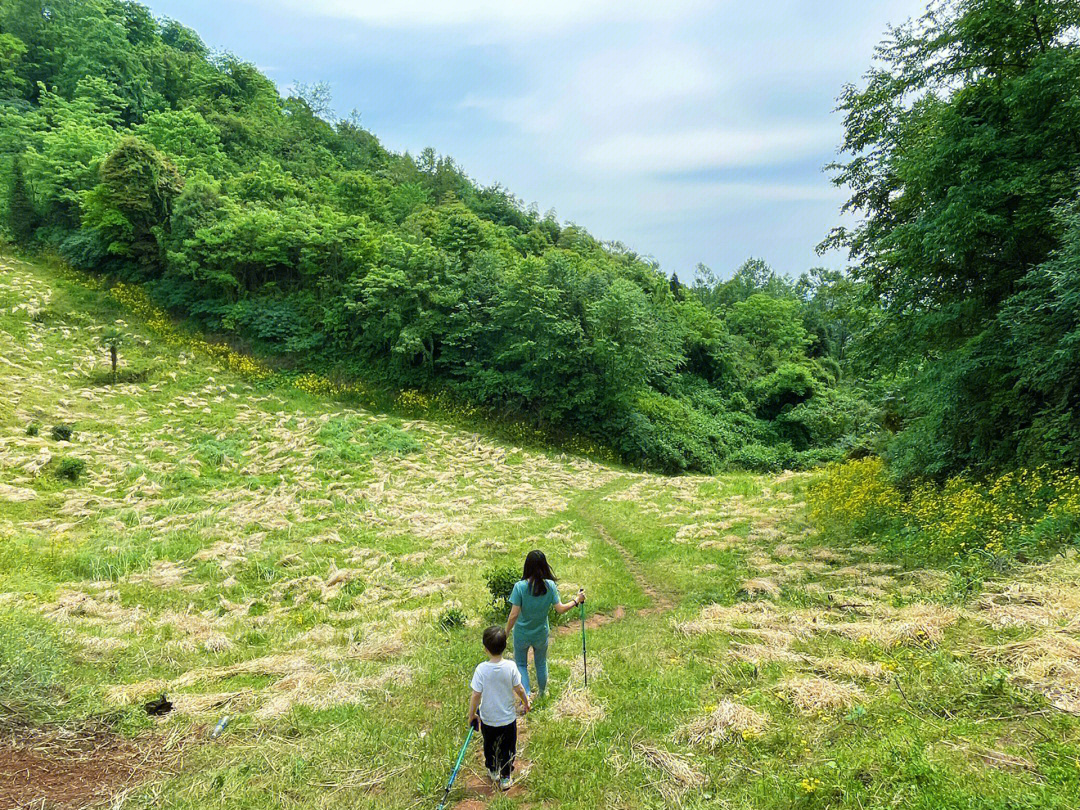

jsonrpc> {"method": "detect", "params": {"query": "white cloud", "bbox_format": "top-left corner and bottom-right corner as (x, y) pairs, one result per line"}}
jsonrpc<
(271, 0), (706, 33)
(581, 125), (840, 174)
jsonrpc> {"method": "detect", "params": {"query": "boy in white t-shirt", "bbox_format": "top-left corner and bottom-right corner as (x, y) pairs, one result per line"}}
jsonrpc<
(467, 626), (530, 790)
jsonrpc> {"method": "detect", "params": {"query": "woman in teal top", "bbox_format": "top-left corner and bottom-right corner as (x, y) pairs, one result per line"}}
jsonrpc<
(505, 550), (586, 697)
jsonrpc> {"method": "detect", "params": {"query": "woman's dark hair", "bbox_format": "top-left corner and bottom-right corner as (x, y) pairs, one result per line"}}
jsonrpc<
(523, 549), (556, 597)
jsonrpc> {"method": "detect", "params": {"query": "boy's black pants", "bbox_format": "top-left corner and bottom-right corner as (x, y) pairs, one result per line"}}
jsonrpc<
(479, 719), (516, 778)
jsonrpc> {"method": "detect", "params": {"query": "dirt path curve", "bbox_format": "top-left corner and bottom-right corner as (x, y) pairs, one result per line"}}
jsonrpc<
(585, 513), (675, 614)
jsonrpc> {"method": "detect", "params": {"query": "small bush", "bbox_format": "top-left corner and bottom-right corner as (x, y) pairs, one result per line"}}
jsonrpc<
(728, 442), (794, 473)
(437, 606), (467, 630)
(483, 563), (520, 617)
(51, 424), (74, 442)
(55, 456), (87, 482)
(26, 421), (41, 437)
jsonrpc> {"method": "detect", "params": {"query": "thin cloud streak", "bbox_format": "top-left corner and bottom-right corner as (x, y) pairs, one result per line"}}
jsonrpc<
(581, 125), (841, 174)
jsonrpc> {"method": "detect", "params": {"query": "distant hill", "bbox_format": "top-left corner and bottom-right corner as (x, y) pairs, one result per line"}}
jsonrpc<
(0, 0), (873, 473)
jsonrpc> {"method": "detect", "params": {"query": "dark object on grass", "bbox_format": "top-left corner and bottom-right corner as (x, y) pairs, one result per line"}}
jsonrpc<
(51, 424), (74, 442)
(26, 421), (41, 437)
(102, 329), (122, 383)
(144, 694), (172, 716)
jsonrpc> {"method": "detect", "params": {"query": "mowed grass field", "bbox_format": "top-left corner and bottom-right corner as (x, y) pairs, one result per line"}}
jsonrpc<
(2, 253), (1079, 810)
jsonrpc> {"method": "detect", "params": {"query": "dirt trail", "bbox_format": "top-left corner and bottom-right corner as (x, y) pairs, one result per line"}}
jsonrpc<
(586, 513), (675, 614)
(0, 730), (157, 810)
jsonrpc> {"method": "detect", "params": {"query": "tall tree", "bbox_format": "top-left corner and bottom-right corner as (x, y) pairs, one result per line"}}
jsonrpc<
(827, 0), (1080, 478)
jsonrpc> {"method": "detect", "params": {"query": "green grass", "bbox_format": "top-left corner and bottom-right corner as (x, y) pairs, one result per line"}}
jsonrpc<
(1, 252), (1079, 809)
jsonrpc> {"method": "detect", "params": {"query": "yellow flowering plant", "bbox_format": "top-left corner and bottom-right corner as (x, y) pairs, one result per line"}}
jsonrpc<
(809, 459), (1080, 564)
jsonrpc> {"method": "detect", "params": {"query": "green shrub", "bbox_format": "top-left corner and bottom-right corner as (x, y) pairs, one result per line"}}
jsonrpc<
(26, 421), (40, 437)
(51, 424), (74, 442)
(483, 564), (520, 617)
(729, 442), (795, 473)
(437, 606), (467, 630)
(55, 456), (86, 481)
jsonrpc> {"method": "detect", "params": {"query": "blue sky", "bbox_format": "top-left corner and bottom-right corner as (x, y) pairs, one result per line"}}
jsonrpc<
(143, 0), (928, 280)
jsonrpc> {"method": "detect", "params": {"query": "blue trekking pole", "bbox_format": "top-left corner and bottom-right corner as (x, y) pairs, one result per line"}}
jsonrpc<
(436, 723), (475, 810)
(579, 589), (588, 688)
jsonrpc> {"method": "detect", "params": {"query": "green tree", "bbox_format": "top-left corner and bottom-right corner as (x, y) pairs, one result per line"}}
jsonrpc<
(83, 137), (183, 272)
(827, 0), (1080, 478)
(8, 155), (37, 243)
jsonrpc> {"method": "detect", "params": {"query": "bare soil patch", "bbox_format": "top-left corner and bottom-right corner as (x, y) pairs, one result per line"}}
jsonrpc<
(0, 728), (155, 810)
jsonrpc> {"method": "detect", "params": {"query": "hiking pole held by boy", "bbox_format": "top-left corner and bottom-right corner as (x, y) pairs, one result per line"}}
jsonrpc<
(436, 721), (475, 810)
(578, 588), (588, 687)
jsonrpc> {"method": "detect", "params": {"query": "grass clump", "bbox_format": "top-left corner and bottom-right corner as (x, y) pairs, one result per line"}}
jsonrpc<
(51, 423), (74, 442)
(437, 606), (466, 630)
(316, 417), (420, 466)
(55, 456), (87, 482)
(26, 420), (40, 436)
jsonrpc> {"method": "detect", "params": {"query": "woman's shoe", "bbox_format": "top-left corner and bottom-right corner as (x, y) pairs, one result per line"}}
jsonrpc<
(499, 776), (512, 791)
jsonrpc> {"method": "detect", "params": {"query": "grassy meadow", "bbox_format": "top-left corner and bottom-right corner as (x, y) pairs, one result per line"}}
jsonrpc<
(2, 252), (1079, 809)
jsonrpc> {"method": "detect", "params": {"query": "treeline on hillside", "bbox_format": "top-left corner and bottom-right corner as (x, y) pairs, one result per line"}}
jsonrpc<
(826, 0), (1080, 480)
(0, 0), (877, 474)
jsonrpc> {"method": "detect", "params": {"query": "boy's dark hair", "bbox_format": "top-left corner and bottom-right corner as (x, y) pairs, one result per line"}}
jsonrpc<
(482, 625), (507, 655)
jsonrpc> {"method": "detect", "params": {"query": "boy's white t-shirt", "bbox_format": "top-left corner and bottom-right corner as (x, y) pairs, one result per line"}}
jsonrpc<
(470, 658), (521, 726)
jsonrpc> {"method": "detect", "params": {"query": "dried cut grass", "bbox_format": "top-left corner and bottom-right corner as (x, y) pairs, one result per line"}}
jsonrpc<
(169, 690), (253, 715)
(551, 685), (605, 725)
(974, 632), (1080, 713)
(778, 676), (863, 714)
(825, 604), (957, 648)
(677, 700), (770, 748)
(727, 641), (804, 665)
(632, 741), (706, 804)
(128, 560), (190, 589)
(347, 632), (405, 661)
(977, 581), (1080, 630)
(740, 578), (781, 599)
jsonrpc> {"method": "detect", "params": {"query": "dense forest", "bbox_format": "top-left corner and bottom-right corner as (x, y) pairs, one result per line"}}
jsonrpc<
(1, 0), (1077, 478)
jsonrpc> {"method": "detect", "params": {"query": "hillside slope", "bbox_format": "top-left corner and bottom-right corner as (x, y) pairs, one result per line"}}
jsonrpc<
(0, 0), (873, 475)
(2, 253), (1079, 809)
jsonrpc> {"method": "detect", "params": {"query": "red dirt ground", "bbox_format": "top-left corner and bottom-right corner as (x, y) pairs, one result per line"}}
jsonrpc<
(0, 729), (154, 810)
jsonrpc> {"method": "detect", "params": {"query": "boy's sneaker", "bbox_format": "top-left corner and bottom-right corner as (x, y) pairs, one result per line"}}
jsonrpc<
(487, 769), (499, 783)
(499, 776), (512, 791)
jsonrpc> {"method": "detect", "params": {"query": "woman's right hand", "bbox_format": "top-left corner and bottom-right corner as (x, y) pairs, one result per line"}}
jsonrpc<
(577, 588), (586, 605)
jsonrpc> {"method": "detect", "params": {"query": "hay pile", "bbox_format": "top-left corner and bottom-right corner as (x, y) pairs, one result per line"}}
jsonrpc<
(974, 632), (1080, 713)
(677, 700), (769, 747)
(825, 603), (958, 647)
(778, 676), (863, 714)
(551, 685), (605, 725)
(740, 578), (781, 599)
(977, 581), (1080, 630)
(632, 741), (706, 804)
